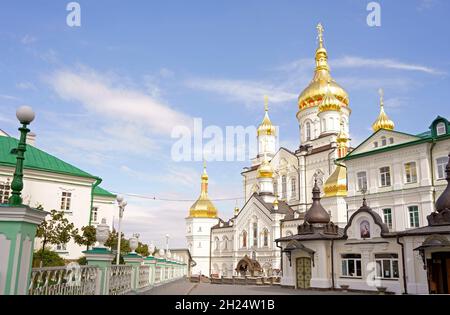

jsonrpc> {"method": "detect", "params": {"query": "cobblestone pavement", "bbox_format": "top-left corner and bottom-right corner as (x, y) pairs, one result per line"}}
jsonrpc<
(143, 278), (371, 295)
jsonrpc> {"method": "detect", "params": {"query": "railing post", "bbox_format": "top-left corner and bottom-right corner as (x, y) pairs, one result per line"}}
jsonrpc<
(84, 248), (114, 295)
(0, 205), (47, 295)
(123, 252), (143, 293)
(143, 255), (156, 286)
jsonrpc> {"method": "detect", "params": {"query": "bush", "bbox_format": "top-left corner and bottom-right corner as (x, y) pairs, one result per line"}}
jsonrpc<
(77, 256), (87, 265)
(32, 249), (65, 267)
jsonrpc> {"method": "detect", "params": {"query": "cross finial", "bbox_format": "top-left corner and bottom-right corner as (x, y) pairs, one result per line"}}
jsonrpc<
(264, 95), (269, 112)
(317, 23), (324, 48)
(378, 88), (384, 108)
(203, 159), (207, 170)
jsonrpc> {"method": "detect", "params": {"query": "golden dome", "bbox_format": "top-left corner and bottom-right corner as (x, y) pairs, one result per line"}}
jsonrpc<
(257, 154), (274, 179)
(188, 162), (218, 218)
(324, 165), (347, 197)
(372, 89), (395, 133)
(318, 80), (343, 113)
(298, 23), (349, 113)
(257, 96), (276, 136)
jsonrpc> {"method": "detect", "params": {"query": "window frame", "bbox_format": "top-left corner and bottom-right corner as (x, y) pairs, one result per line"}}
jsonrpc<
(408, 205), (420, 228)
(341, 254), (362, 278)
(404, 162), (418, 184)
(0, 179), (11, 204)
(379, 166), (391, 187)
(375, 253), (399, 280)
(436, 157), (448, 180)
(290, 177), (296, 198)
(60, 191), (72, 211)
(436, 122), (446, 136)
(357, 171), (368, 191)
(382, 208), (393, 229)
(281, 175), (287, 200)
(305, 122), (311, 141)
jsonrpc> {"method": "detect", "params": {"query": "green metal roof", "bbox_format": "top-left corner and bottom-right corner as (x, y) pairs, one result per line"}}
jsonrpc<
(93, 186), (116, 198)
(0, 136), (98, 179)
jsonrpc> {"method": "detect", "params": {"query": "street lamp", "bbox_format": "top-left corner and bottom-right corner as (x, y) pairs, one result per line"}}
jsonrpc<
(165, 234), (170, 253)
(115, 195), (127, 265)
(9, 106), (35, 206)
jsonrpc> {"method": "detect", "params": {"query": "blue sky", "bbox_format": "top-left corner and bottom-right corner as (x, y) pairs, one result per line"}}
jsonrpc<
(0, 0), (449, 248)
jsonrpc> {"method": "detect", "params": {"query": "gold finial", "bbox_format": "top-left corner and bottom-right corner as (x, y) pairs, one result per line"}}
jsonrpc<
(203, 159), (207, 171)
(264, 95), (269, 112)
(317, 23), (324, 48)
(372, 88), (395, 133)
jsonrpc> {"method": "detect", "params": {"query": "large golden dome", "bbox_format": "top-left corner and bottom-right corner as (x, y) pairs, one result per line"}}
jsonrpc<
(298, 23), (349, 112)
(188, 163), (218, 218)
(372, 89), (395, 133)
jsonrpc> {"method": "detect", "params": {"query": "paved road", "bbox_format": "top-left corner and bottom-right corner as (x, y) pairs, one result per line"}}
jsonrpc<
(143, 278), (370, 295)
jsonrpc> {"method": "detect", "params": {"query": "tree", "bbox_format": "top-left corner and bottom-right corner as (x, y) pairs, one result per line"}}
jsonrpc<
(105, 228), (130, 252)
(32, 249), (65, 267)
(136, 242), (149, 257)
(35, 209), (75, 256)
(72, 225), (96, 248)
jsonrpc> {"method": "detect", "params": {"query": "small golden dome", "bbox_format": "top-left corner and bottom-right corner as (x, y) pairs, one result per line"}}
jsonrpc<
(298, 23), (349, 113)
(257, 96), (276, 136)
(319, 81), (342, 113)
(257, 154), (274, 179)
(189, 162), (218, 218)
(372, 89), (395, 133)
(324, 165), (347, 197)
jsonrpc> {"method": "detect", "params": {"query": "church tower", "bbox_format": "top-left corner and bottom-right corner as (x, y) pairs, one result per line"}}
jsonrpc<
(257, 96), (277, 161)
(296, 23), (350, 147)
(185, 162), (219, 276)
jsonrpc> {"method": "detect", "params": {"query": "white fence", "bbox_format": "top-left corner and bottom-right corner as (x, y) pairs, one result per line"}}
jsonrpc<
(28, 260), (188, 295)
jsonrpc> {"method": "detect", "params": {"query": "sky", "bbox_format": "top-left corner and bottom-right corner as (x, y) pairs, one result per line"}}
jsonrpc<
(0, 0), (449, 249)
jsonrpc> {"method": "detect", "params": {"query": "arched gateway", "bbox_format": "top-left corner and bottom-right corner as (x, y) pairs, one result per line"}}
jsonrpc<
(235, 255), (262, 276)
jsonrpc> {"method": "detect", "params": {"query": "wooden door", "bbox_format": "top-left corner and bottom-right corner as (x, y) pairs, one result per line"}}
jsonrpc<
(296, 257), (311, 289)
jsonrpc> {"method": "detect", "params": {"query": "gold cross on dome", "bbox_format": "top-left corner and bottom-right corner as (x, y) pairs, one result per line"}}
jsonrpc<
(316, 23), (324, 47)
(378, 88), (384, 107)
(264, 95), (269, 112)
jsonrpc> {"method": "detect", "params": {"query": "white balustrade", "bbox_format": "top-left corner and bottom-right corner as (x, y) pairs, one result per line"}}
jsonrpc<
(28, 265), (98, 295)
(138, 265), (150, 289)
(108, 265), (133, 295)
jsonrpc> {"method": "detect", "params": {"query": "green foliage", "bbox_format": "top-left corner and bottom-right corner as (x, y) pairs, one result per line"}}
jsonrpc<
(105, 228), (130, 253)
(73, 225), (96, 247)
(136, 242), (149, 257)
(77, 256), (87, 265)
(32, 249), (65, 267)
(36, 209), (75, 251)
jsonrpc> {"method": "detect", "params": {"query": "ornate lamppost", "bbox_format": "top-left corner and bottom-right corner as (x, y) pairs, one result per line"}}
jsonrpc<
(115, 195), (127, 265)
(8, 106), (35, 206)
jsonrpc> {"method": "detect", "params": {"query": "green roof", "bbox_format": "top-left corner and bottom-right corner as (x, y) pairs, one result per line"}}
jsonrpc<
(0, 136), (98, 179)
(93, 186), (116, 198)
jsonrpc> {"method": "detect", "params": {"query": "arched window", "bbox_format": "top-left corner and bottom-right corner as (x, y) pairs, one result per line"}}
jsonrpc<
(281, 175), (287, 200)
(263, 229), (269, 247)
(273, 179), (278, 197)
(242, 231), (247, 248)
(381, 136), (387, 146)
(306, 122), (311, 141)
(322, 119), (327, 132)
(253, 223), (258, 247)
(329, 117), (334, 131)
(214, 237), (220, 251)
(223, 236), (228, 250)
(291, 177), (296, 198)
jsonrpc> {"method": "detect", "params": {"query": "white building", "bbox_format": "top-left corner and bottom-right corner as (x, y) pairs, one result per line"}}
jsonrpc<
(277, 163), (450, 294)
(0, 131), (116, 260)
(341, 99), (450, 232)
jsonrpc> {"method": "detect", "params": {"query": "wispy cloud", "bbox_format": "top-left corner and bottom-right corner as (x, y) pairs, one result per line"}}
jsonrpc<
(185, 78), (297, 107)
(0, 94), (20, 101)
(332, 56), (444, 75)
(21, 34), (37, 45)
(47, 65), (191, 136)
(282, 56), (444, 75)
(16, 81), (37, 91)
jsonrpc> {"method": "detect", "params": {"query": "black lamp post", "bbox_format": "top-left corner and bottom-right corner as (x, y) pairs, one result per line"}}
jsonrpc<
(8, 106), (35, 206)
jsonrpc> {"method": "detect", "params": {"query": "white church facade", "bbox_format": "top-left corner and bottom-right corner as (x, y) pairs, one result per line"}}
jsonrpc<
(185, 24), (450, 293)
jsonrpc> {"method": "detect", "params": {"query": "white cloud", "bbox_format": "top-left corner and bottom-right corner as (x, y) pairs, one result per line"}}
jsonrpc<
(332, 56), (444, 75)
(21, 34), (37, 45)
(16, 82), (37, 91)
(0, 94), (20, 101)
(47, 65), (192, 136)
(185, 78), (297, 107)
